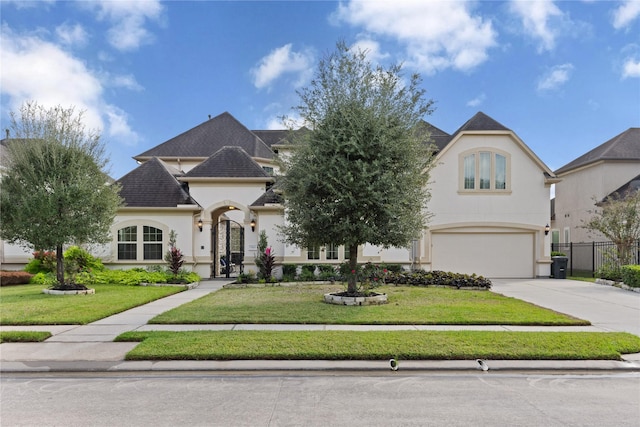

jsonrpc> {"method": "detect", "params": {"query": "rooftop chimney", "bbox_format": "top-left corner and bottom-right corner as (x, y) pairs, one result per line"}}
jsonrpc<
(5, 129), (9, 139)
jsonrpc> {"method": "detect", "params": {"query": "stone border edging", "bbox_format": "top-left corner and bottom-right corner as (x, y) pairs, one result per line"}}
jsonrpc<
(43, 288), (95, 295)
(595, 278), (640, 293)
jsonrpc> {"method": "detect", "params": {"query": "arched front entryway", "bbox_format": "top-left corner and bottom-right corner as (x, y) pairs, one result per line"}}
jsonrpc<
(212, 218), (245, 278)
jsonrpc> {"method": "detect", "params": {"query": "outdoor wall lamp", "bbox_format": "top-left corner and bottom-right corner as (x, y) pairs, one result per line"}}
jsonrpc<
(250, 219), (256, 232)
(197, 218), (203, 232)
(544, 224), (550, 235)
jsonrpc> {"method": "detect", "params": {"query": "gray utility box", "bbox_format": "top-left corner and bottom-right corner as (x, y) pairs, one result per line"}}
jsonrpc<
(551, 256), (568, 279)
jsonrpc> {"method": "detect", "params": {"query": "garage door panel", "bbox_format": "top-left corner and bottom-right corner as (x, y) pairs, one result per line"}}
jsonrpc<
(432, 233), (533, 278)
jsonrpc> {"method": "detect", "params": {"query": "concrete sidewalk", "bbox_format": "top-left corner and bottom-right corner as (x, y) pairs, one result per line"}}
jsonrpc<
(2, 278), (640, 372)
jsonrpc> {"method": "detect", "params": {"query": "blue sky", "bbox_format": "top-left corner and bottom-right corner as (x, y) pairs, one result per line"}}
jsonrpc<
(1, 0), (639, 180)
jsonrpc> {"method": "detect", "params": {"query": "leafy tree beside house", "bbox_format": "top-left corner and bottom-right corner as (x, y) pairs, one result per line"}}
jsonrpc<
(279, 42), (436, 295)
(0, 102), (122, 290)
(583, 190), (640, 276)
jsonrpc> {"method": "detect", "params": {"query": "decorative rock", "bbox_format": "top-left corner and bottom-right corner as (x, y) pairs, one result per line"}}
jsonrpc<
(323, 292), (388, 306)
(43, 288), (95, 295)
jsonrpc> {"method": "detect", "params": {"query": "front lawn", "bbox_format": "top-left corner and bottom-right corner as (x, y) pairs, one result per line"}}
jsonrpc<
(0, 284), (185, 325)
(150, 284), (589, 326)
(117, 330), (640, 361)
(0, 331), (51, 343)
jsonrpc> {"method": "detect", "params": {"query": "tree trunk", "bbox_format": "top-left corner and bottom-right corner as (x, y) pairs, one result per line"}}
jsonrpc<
(56, 244), (64, 286)
(348, 243), (358, 294)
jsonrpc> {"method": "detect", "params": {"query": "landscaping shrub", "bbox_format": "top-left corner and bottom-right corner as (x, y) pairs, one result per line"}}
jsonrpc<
(70, 269), (200, 286)
(551, 251), (566, 257)
(0, 271), (33, 286)
(237, 271), (256, 284)
(316, 265), (336, 281)
(29, 272), (57, 287)
(64, 246), (105, 273)
(298, 269), (316, 282)
(282, 264), (297, 281)
(386, 270), (492, 289)
(24, 250), (56, 274)
(597, 263), (623, 282)
(621, 265), (640, 288)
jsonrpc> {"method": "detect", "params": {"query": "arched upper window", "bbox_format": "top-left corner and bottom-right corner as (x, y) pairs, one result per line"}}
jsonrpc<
(117, 225), (163, 261)
(460, 149), (510, 193)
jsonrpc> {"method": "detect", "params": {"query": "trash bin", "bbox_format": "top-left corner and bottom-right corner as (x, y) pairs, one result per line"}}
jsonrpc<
(551, 256), (568, 279)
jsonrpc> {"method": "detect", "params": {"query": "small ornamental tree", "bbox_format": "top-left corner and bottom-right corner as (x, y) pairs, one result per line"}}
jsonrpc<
(254, 231), (275, 280)
(164, 230), (184, 277)
(279, 42), (436, 295)
(0, 102), (122, 290)
(583, 190), (640, 267)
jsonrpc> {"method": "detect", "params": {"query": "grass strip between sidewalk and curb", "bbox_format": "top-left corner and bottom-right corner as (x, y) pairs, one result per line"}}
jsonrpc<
(0, 284), (185, 325)
(116, 330), (640, 361)
(150, 285), (589, 326)
(0, 331), (52, 343)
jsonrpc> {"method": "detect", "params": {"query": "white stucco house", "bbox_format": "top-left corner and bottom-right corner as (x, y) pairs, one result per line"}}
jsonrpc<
(551, 128), (640, 244)
(1, 111), (558, 278)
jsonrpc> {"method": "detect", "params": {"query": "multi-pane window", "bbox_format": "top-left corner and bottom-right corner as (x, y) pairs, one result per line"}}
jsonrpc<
(143, 226), (163, 260)
(462, 150), (509, 191)
(326, 243), (339, 260)
(117, 226), (137, 260)
(307, 245), (320, 260)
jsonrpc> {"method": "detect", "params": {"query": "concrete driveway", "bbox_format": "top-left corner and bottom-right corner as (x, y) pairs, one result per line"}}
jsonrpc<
(490, 278), (640, 337)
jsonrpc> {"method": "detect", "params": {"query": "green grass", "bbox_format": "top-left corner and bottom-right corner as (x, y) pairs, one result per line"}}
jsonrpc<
(150, 284), (589, 326)
(0, 331), (52, 343)
(0, 284), (185, 325)
(568, 276), (596, 283)
(116, 330), (640, 361)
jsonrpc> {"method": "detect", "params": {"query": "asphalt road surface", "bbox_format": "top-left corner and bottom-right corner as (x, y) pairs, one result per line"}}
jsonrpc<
(2, 371), (639, 426)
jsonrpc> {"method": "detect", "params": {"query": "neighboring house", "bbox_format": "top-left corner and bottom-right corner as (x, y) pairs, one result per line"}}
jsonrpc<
(1, 111), (558, 278)
(551, 128), (640, 244)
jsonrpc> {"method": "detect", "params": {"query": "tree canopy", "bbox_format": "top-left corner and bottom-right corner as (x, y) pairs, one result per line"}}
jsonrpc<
(279, 42), (436, 293)
(0, 101), (122, 288)
(583, 190), (640, 266)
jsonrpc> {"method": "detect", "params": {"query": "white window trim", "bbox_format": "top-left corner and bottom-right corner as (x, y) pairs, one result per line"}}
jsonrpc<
(113, 221), (168, 262)
(458, 148), (512, 194)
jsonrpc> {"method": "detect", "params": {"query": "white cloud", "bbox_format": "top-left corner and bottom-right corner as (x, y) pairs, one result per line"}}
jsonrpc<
(251, 44), (314, 89)
(104, 105), (139, 145)
(622, 58), (640, 78)
(110, 74), (144, 91)
(55, 22), (88, 47)
(466, 93), (486, 107)
(351, 38), (389, 63)
(509, 0), (564, 52)
(612, 0), (640, 30)
(334, 0), (496, 74)
(537, 63), (574, 92)
(86, 0), (164, 51)
(0, 25), (141, 144)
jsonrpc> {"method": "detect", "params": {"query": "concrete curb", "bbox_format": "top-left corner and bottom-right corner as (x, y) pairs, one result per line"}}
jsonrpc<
(2, 358), (640, 374)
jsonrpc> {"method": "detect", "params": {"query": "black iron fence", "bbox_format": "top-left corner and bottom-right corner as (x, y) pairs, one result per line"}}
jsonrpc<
(551, 240), (640, 277)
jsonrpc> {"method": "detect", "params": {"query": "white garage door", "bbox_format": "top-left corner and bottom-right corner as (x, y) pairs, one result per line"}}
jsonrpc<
(431, 233), (534, 278)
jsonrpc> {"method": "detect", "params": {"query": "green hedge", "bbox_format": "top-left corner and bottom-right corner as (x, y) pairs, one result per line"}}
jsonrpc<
(30, 269), (200, 286)
(386, 270), (492, 289)
(621, 265), (640, 288)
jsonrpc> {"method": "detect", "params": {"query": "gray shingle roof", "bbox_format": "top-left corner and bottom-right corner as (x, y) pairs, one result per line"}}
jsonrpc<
(600, 174), (640, 204)
(251, 188), (283, 207)
(451, 111), (511, 135)
(416, 121), (451, 151)
(555, 128), (640, 175)
(184, 146), (271, 178)
(116, 157), (197, 207)
(134, 112), (274, 160)
(251, 130), (288, 147)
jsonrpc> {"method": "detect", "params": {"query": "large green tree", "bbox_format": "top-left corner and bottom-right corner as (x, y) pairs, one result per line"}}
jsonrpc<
(0, 101), (122, 289)
(279, 42), (436, 294)
(584, 190), (640, 266)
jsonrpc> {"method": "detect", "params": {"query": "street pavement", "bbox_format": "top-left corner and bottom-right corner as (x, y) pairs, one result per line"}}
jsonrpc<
(1, 278), (640, 372)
